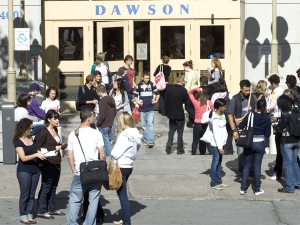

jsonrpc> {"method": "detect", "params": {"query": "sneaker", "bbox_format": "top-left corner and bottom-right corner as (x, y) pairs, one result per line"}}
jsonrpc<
(240, 190), (246, 195)
(278, 187), (294, 193)
(254, 190), (264, 195)
(165, 145), (171, 154)
(211, 185), (223, 190)
(265, 147), (270, 154)
(220, 183), (229, 187)
(147, 143), (154, 148)
(270, 175), (277, 181)
(177, 150), (185, 154)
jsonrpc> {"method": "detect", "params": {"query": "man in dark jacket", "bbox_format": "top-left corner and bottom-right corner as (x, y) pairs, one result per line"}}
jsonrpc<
(78, 74), (100, 111)
(165, 76), (188, 154)
(96, 85), (116, 157)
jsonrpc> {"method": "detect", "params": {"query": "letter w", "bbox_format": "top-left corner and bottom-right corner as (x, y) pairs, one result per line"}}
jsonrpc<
(126, 5), (140, 15)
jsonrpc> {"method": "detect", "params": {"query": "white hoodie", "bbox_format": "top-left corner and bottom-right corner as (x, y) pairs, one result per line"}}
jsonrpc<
(210, 113), (228, 149)
(111, 128), (142, 168)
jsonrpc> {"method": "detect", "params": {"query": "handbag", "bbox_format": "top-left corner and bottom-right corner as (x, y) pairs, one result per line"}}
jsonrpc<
(236, 112), (254, 148)
(75, 129), (108, 186)
(103, 157), (123, 190)
(155, 64), (166, 91)
(201, 101), (212, 124)
(133, 96), (140, 121)
(200, 123), (213, 143)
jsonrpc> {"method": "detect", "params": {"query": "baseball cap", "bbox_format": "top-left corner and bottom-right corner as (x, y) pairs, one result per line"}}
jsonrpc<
(29, 83), (40, 91)
(117, 67), (127, 76)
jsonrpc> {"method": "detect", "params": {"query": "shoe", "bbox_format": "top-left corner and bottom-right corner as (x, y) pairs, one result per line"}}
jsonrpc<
(177, 150), (185, 154)
(28, 219), (37, 224)
(265, 147), (270, 154)
(186, 121), (194, 128)
(49, 211), (65, 216)
(254, 190), (265, 195)
(240, 190), (246, 195)
(211, 185), (223, 190)
(165, 145), (171, 154)
(113, 220), (123, 225)
(278, 188), (294, 193)
(20, 221), (31, 224)
(270, 175), (277, 180)
(147, 143), (154, 148)
(219, 183), (229, 187)
(37, 214), (54, 219)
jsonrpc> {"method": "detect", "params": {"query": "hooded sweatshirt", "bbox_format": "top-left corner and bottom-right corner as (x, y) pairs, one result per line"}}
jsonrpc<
(111, 128), (142, 168)
(238, 112), (271, 138)
(97, 95), (116, 128)
(210, 113), (228, 149)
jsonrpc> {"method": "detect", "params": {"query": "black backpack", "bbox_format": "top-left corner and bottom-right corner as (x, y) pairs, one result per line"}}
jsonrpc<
(288, 106), (300, 137)
(75, 85), (85, 111)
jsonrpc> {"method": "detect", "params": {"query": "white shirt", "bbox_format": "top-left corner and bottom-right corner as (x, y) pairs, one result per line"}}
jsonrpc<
(95, 63), (108, 84)
(266, 85), (283, 114)
(41, 99), (60, 113)
(68, 127), (104, 175)
(14, 107), (39, 122)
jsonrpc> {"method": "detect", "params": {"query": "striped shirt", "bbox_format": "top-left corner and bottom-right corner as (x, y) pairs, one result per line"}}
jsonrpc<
(134, 81), (160, 112)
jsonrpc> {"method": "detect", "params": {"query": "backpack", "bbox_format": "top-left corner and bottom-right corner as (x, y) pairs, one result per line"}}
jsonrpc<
(288, 106), (300, 137)
(155, 65), (166, 91)
(75, 85), (85, 111)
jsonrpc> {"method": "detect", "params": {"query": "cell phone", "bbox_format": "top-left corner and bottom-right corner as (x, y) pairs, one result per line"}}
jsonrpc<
(61, 143), (68, 149)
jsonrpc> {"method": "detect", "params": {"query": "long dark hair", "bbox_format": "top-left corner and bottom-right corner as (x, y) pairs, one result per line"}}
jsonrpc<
(45, 110), (59, 132)
(112, 78), (126, 103)
(13, 118), (32, 142)
(17, 94), (31, 108)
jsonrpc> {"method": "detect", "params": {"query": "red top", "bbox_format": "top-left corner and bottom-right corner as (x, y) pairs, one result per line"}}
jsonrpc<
(126, 68), (135, 91)
(188, 87), (214, 123)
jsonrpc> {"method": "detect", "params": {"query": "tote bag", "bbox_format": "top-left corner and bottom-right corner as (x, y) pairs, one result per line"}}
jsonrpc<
(236, 112), (254, 148)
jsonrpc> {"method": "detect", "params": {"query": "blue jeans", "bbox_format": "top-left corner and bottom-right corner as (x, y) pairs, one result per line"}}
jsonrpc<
(241, 141), (265, 192)
(140, 111), (155, 144)
(99, 127), (112, 157)
(67, 175), (101, 225)
(37, 161), (61, 215)
(280, 142), (300, 192)
(30, 123), (46, 136)
(17, 171), (40, 221)
(209, 144), (223, 187)
(236, 146), (245, 176)
(117, 168), (133, 225)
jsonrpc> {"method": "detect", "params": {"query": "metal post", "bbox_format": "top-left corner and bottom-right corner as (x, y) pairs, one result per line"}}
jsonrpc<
(19, 0), (28, 79)
(7, 0), (16, 104)
(270, 0), (279, 75)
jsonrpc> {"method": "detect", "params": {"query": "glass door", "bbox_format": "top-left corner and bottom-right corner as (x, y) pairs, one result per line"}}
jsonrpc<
(193, 20), (231, 89)
(96, 21), (133, 72)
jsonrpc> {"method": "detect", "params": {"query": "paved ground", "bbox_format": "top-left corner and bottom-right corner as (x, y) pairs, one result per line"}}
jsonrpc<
(1, 111), (300, 225)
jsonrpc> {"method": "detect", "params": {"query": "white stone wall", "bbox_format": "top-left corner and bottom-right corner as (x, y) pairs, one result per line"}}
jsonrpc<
(0, 0), (42, 83)
(244, 0), (300, 84)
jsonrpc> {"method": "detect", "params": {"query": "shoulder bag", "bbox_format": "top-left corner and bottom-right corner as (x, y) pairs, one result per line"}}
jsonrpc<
(103, 157), (123, 190)
(236, 112), (254, 148)
(75, 129), (108, 186)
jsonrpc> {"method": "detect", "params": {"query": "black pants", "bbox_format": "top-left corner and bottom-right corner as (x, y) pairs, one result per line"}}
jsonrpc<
(224, 123), (234, 155)
(166, 118), (185, 151)
(273, 132), (283, 177)
(192, 123), (207, 155)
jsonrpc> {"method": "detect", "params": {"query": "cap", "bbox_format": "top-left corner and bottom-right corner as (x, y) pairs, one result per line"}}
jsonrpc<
(117, 67), (127, 76)
(29, 83), (40, 91)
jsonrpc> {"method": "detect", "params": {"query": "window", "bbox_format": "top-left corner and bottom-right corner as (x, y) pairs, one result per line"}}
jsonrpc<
(59, 27), (83, 61)
(160, 26), (185, 59)
(200, 26), (224, 59)
(102, 27), (124, 61)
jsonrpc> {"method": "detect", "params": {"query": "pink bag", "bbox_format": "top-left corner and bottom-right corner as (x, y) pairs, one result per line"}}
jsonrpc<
(155, 65), (166, 91)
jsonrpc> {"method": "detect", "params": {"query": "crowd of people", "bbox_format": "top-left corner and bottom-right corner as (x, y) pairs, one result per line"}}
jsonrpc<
(12, 54), (300, 225)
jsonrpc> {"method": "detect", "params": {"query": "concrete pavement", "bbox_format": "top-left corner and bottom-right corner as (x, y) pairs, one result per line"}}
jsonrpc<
(1, 111), (300, 224)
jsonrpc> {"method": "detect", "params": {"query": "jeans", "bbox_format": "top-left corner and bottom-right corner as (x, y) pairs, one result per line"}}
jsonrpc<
(30, 123), (46, 136)
(280, 142), (300, 192)
(236, 146), (245, 176)
(37, 161), (61, 215)
(209, 144), (223, 187)
(166, 119), (185, 152)
(191, 123), (207, 155)
(140, 111), (155, 144)
(241, 141), (265, 192)
(17, 171), (40, 221)
(67, 175), (101, 225)
(117, 168), (133, 225)
(99, 127), (112, 157)
(273, 132), (283, 177)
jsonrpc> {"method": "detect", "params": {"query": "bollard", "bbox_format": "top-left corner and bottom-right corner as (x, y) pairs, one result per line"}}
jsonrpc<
(2, 102), (16, 164)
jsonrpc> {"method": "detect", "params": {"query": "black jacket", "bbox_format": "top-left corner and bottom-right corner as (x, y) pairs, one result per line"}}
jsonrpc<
(165, 84), (188, 120)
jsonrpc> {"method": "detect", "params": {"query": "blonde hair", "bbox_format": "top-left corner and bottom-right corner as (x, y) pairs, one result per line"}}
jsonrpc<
(118, 112), (135, 133)
(253, 80), (267, 94)
(211, 58), (222, 71)
(176, 75), (184, 84)
(283, 89), (295, 100)
(95, 52), (105, 66)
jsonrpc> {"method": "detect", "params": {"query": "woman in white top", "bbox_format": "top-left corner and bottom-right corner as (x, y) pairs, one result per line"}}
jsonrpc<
(15, 94), (45, 136)
(41, 86), (63, 116)
(111, 112), (142, 225)
(183, 60), (198, 91)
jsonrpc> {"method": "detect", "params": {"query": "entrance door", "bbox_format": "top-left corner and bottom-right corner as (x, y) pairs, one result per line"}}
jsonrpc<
(96, 21), (133, 72)
(193, 20), (231, 89)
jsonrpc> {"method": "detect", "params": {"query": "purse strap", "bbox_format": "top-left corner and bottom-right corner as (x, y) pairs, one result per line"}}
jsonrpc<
(160, 64), (163, 73)
(74, 128), (87, 163)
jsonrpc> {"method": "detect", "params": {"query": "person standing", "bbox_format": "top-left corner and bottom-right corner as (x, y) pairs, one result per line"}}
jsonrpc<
(239, 100), (271, 195)
(27, 83), (45, 121)
(111, 112), (142, 225)
(90, 52), (110, 90)
(183, 60), (198, 91)
(134, 72), (160, 148)
(153, 56), (171, 116)
(165, 76), (189, 154)
(66, 109), (106, 225)
(14, 118), (45, 224)
(227, 79), (257, 178)
(207, 58), (223, 85)
(41, 86), (64, 116)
